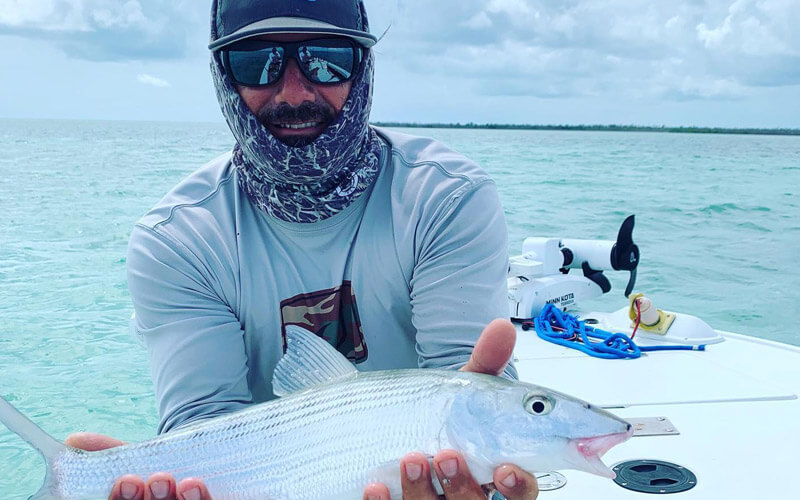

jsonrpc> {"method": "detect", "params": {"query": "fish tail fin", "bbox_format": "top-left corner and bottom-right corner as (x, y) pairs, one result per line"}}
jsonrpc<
(1, 396), (65, 499)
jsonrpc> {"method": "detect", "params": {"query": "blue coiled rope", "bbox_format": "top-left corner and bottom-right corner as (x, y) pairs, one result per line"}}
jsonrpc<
(528, 304), (706, 359)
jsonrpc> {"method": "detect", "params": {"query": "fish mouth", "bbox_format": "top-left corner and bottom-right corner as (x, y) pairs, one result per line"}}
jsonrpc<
(570, 428), (634, 478)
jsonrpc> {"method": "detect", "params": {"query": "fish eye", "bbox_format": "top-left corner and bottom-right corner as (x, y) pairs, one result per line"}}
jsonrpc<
(524, 394), (553, 415)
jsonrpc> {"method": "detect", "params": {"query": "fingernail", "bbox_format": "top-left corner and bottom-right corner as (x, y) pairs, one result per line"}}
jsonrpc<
(120, 481), (138, 500)
(440, 458), (458, 478)
(368, 495), (381, 500)
(181, 487), (201, 500)
(406, 462), (422, 481)
(501, 471), (517, 488)
(150, 480), (169, 499)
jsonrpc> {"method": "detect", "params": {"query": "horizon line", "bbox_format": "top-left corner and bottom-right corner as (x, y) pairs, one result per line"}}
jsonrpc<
(2, 117), (799, 135)
(372, 122), (800, 136)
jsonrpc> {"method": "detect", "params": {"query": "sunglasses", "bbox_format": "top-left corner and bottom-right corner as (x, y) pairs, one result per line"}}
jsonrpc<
(222, 37), (363, 87)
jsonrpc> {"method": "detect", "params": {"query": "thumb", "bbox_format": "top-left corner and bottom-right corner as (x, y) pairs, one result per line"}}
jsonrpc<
(65, 432), (126, 451)
(460, 319), (516, 376)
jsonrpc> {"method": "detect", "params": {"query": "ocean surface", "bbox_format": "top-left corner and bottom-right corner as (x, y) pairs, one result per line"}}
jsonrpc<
(1, 119), (798, 497)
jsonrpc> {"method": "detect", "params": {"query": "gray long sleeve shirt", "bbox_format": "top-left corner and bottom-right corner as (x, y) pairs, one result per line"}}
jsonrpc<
(127, 128), (513, 433)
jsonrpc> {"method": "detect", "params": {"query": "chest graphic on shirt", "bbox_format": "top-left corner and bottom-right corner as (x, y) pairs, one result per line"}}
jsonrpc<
(279, 281), (368, 363)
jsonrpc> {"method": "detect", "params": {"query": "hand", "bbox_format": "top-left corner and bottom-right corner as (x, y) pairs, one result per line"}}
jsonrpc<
(363, 449), (539, 500)
(65, 433), (213, 500)
(361, 319), (539, 499)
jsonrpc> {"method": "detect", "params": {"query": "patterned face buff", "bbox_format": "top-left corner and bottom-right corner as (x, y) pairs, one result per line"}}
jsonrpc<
(210, 0), (383, 223)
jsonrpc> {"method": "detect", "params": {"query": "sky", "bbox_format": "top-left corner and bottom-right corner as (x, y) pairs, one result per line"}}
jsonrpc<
(1, 0), (799, 128)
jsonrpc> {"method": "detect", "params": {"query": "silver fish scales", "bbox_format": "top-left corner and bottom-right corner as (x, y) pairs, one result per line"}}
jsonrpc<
(1, 326), (632, 499)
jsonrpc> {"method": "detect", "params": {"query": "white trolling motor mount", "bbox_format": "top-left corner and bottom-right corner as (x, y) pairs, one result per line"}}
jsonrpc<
(507, 215), (724, 346)
(508, 215), (639, 320)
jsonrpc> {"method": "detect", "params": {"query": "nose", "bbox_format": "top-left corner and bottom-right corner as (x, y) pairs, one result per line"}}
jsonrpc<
(273, 59), (316, 107)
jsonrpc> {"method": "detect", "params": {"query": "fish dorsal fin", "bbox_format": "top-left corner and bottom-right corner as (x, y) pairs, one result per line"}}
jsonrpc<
(272, 325), (358, 397)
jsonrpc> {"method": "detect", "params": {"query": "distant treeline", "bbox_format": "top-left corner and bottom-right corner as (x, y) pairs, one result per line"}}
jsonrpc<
(372, 122), (800, 136)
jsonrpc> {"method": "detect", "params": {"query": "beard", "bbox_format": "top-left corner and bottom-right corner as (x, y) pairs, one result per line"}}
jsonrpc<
(257, 100), (337, 147)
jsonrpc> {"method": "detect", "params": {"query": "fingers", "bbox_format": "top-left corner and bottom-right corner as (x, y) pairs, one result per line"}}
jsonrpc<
(144, 473), (177, 500)
(432, 450), (486, 499)
(65, 434), (210, 499)
(108, 475), (145, 500)
(400, 452), (438, 499)
(369, 451), (535, 500)
(366, 451), (486, 500)
(460, 319), (516, 376)
(492, 464), (539, 500)
(65, 432), (126, 451)
(107, 474), (211, 500)
(361, 453), (438, 500)
(363, 482), (391, 500)
(177, 477), (213, 500)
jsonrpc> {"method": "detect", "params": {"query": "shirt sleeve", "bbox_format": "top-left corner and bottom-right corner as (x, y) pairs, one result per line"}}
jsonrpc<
(409, 179), (518, 380)
(127, 224), (252, 434)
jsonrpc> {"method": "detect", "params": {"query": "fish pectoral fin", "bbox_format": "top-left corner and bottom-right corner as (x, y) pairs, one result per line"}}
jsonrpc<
(272, 325), (358, 396)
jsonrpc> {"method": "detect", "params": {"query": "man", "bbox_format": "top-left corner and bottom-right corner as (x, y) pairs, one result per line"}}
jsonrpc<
(263, 47), (282, 83)
(67, 1), (539, 499)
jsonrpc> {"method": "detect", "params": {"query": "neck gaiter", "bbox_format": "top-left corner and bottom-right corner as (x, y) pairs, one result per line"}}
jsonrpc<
(210, 1), (382, 223)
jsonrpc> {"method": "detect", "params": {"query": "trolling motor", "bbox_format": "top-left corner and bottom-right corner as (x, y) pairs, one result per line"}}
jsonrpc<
(507, 215), (639, 320)
(508, 216), (723, 347)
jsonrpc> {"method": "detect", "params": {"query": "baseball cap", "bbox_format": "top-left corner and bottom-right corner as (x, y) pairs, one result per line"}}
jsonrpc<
(209, 0), (378, 51)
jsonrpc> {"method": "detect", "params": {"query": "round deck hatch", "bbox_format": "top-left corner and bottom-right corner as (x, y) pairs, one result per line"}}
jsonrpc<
(612, 460), (696, 494)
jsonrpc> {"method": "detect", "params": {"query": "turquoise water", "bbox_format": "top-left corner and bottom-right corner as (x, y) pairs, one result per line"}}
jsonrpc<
(1, 119), (798, 497)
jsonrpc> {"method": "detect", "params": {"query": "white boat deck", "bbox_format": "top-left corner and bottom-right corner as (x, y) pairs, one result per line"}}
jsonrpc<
(513, 325), (800, 498)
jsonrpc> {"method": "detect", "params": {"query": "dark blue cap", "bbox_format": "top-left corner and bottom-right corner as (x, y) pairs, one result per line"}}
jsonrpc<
(209, 0), (377, 51)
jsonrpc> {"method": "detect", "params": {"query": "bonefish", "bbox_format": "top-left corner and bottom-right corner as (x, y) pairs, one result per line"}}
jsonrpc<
(1, 326), (632, 499)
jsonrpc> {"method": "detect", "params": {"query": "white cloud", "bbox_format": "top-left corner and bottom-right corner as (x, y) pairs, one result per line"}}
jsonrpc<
(486, 0), (534, 16)
(91, 1), (148, 30)
(665, 16), (685, 31)
(696, 19), (731, 49)
(696, 0), (799, 56)
(0, 0), (205, 60)
(0, 0), (53, 25)
(0, 0), (88, 31)
(137, 73), (170, 88)
(463, 11), (492, 30)
(1, 0), (798, 126)
(380, 0), (800, 99)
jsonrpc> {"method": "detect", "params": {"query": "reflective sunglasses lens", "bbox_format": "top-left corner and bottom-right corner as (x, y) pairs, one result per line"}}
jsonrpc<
(297, 41), (356, 84)
(228, 47), (285, 86)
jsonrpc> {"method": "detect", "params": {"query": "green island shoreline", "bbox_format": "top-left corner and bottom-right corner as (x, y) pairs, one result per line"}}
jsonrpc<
(372, 122), (800, 136)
